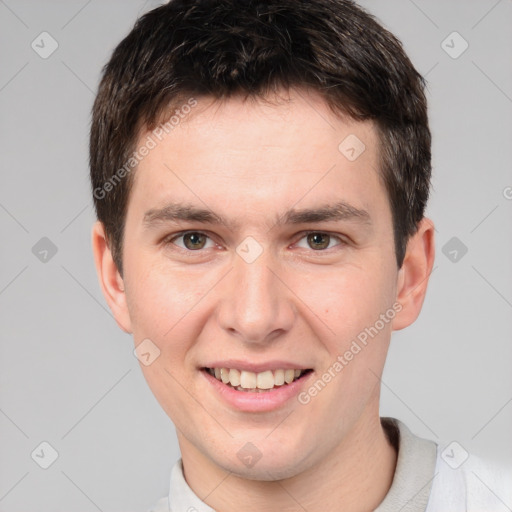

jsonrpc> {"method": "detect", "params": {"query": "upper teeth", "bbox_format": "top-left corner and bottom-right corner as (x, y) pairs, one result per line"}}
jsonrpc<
(209, 367), (305, 390)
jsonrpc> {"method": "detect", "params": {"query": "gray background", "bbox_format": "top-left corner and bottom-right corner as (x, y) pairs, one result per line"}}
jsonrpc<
(1, 0), (511, 510)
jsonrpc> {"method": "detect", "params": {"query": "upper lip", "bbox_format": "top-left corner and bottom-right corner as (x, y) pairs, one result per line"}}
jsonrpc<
(202, 360), (312, 373)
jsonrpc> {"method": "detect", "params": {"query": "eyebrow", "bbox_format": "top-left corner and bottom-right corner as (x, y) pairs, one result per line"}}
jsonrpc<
(143, 201), (372, 230)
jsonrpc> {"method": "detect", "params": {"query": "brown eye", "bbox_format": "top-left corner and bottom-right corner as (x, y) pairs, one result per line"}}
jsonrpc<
(295, 231), (346, 252)
(165, 231), (214, 251)
(307, 233), (331, 250)
(182, 232), (208, 250)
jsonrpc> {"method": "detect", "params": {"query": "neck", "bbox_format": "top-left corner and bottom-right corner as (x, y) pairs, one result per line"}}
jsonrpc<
(178, 402), (397, 512)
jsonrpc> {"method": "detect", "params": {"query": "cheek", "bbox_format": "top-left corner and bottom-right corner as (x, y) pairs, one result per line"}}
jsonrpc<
(325, 268), (396, 390)
(295, 265), (395, 345)
(126, 267), (207, 414)
(124, 258), (207, 339)
(297, 263), (396, 409)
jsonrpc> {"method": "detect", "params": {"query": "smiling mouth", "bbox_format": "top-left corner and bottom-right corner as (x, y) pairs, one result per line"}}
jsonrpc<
(203, 367), (313, 392)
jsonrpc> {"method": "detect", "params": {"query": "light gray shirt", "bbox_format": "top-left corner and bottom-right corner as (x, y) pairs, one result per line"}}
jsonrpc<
(148, 417), (512, 512)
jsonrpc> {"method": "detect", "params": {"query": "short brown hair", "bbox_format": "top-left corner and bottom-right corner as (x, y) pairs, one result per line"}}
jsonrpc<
(90, 0), (431, 274)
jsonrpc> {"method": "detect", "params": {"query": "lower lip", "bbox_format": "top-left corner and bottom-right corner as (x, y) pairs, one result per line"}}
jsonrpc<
(201, 370), (313, 413)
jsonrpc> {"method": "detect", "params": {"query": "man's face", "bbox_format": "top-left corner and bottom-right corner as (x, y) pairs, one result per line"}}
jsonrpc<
(120, 89), (401, 478)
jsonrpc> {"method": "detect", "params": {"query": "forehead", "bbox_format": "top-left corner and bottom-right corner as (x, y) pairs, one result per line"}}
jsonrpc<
(127, 88), (388, 229)
(142, 89), (379, 170)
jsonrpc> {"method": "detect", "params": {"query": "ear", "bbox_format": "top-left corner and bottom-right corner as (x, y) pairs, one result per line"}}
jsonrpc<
(91, 221), (133, 333)
(392, 217), (435, 331)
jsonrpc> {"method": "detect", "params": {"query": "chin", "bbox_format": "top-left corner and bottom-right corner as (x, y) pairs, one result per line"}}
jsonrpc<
(213, 440), (315, 482)
(226, 459), (305, 482)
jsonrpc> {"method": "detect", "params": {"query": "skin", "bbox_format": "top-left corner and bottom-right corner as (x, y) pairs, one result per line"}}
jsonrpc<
(93, 88), (435, 511)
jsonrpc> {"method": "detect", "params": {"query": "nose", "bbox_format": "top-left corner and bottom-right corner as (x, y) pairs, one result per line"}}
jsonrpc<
(216, 249), (296, 346)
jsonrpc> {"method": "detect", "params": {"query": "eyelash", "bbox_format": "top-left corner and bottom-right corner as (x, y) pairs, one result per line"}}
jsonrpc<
(163, 230), (347, 254)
